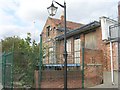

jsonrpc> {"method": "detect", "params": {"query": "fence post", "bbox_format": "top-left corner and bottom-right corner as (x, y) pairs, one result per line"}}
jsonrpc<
(81, 42), (84, 89)
(11, 44), (14, 90)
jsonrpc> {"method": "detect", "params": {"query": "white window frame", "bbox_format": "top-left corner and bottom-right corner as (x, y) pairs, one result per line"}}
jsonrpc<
(67, 39), (71, 53)
(49, 47), (56, 64)
(74, 38), (81, 64)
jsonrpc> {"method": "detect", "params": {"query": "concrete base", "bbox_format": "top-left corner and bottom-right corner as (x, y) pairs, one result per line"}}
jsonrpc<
(0, 83), (3, 90)
(90, 71), (118, 88)
(90, 83), (118, 88)
(103, 71), (118, 85)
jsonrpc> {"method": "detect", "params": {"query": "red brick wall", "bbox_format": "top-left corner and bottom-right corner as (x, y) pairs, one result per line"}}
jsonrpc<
(83, 49), (103, 64)
(95, 27), (118, 71)
(80, 48), (103, 87)
(36, 69), (103, 88)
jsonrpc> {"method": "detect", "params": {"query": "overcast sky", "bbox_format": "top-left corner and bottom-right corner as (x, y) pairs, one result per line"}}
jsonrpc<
(0, 0), (119, 42)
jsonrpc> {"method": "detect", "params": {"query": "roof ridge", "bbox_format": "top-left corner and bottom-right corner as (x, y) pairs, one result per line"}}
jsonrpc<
(48, 17), (83, 25)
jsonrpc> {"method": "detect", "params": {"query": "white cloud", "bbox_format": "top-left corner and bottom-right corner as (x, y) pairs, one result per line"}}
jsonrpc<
(0, 10), (14, 25)
(66, 0), (118, 23)
(15, 0), (52, 22)
(0, 0), (18, 10)
(0, 24), (40, 41)
(0, 0), (119, 43)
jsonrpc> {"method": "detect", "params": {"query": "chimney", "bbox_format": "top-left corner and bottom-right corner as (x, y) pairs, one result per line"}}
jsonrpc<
(60, 11), (64, 21)
(118, 1), (120, 23)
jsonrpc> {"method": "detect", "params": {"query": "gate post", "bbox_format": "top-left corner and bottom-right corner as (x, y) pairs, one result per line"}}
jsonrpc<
(35, 65), (39, 89)
(2, 52), (6, 89)
(11, 44), (14, 90)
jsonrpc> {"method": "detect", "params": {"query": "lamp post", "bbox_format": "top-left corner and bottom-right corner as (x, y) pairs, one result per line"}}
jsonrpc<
(47, 1), (68, 90)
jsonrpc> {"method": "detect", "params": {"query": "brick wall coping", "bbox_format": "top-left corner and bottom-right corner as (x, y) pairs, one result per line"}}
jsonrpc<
(87, 64), (102, 66)
(43, 63), (80, 67)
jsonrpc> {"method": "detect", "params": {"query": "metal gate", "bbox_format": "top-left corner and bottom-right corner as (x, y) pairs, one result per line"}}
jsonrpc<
(2, 51), (13, 89)
(2, 48), (37, 89)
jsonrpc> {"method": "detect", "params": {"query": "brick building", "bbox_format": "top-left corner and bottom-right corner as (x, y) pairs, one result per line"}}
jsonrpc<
(38, 15), (118, 88)
(41, 16), (118, 72)
(41, 16), (83, 64)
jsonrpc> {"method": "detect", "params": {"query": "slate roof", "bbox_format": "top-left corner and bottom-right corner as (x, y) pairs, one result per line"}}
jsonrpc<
(55, 21), (100, 40)
(49, 17), (83, 30)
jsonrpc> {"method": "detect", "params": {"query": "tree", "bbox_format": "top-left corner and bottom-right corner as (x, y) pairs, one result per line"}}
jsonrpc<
(1, 33), (40, 87)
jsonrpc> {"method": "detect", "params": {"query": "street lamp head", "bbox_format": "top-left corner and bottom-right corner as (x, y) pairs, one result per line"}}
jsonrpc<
(47, 2), (58, 16)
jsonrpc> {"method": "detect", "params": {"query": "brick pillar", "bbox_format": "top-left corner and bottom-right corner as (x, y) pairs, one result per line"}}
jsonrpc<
(34, 66), (39, 89)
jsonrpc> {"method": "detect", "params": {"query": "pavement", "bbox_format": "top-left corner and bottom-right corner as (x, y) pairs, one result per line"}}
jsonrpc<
(90, 83), (118, 88)
(90, 71), (119, 88)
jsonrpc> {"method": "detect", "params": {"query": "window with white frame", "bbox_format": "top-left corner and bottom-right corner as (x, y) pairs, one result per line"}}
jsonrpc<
(49, 47), (56, 64)
(67, 39), (71, 53)
(43, 48), (47, 64)
(74, 36), (81, 64)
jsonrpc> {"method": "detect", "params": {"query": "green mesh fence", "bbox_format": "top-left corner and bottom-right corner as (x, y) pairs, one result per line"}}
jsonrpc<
(2, 52), (13, 89)
(2, 48), (39, 89)
(4, 52), (13, 88)
(0, 54), (2, 89)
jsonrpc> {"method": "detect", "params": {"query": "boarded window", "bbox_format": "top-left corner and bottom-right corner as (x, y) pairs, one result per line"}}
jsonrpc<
(85, 31), (97, 49)
(74, 37), (81, 64)
(49, 47), (56, 64)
